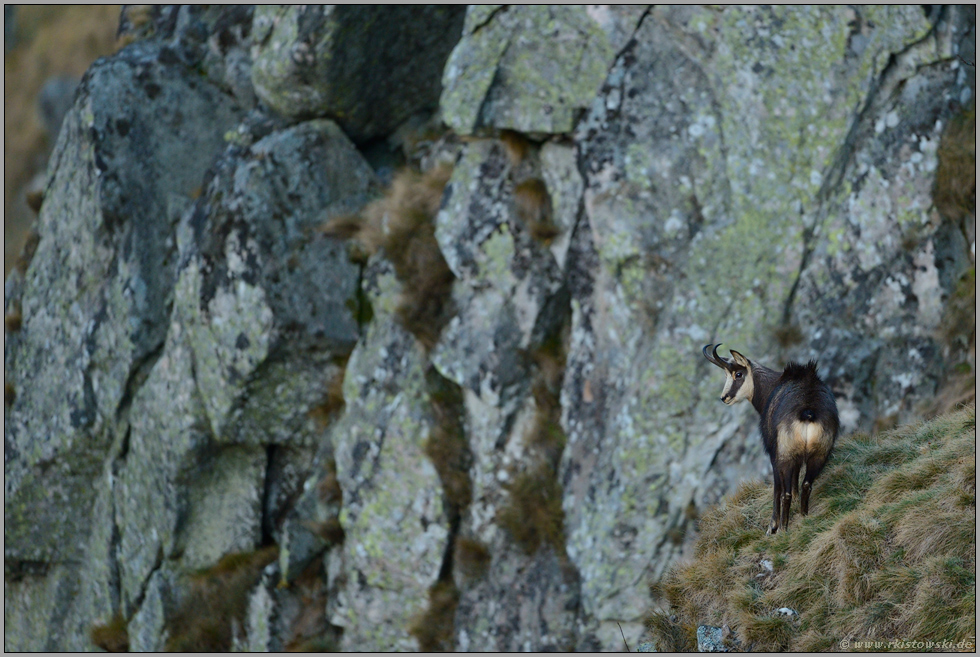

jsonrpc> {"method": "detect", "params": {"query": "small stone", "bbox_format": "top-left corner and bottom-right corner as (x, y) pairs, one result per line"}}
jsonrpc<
(696, 625), (730, 652)
(636, 640), (658, 652)
(776, 607), (799, 618)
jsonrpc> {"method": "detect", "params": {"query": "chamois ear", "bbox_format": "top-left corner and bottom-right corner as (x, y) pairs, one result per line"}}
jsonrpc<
(729, 349), (751, 368)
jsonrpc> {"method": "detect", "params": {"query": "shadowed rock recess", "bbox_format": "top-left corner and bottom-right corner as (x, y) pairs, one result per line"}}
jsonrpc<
(4, 5), (974, 651)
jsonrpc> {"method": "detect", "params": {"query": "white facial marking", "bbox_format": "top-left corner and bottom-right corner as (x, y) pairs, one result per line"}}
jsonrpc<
(722, 372), (736, 403)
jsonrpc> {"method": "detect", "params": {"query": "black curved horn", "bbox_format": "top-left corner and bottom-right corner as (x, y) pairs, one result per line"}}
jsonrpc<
(703, 343), (733, 371)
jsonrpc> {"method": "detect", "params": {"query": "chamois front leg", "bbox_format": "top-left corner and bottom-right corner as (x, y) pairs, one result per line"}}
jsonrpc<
(767, 467), (783, 536)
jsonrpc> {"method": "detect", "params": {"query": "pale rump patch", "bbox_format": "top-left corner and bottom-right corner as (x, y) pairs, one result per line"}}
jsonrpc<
(777, 419), (831, 461)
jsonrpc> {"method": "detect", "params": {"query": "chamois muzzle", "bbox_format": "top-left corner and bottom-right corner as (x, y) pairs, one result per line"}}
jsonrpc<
(702, 344), (734, 372)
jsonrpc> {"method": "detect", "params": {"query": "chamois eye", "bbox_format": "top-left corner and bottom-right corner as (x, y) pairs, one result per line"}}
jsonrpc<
(735, 371), (743, 379)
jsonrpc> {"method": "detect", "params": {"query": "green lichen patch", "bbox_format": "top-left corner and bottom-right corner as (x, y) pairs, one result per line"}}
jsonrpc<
(442, 6), (617, 134)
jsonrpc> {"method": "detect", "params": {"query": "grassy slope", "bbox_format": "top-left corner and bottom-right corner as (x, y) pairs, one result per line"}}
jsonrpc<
(648, 405), (976, 652)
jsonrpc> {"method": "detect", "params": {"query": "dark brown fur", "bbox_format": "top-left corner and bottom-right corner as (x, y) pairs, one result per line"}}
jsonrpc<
(703, 345), (840, 534)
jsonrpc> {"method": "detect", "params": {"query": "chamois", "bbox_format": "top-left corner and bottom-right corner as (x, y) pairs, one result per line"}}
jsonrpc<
(703, 344), (840, 535)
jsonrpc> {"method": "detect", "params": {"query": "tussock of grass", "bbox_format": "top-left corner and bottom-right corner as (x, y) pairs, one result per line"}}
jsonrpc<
(409, 580), (459, 652)
(424, 369), (472, 515)
(316, 462), (343, 505)
(5, 306), (23, 332)
(496, 329), (571, 556)
(649, 406), (976, 652)
(514, 178), (559, 243)
(498, 463), (566, 555)
(308, 362), (348, 430)
(322, 163), (454, 351)
(282, 559), (341, 652)
(454, 536), (492, 581)
(5, 379), (15, 408)
(90, 611), (129, 652)
(933, 101), (975, 222)
(165, 546), (279, 651)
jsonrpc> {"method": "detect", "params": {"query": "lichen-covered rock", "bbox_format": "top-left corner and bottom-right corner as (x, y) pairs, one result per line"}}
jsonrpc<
(559, 5), (972, 647)
(425, 136), (586, 649)
(331, 260), (450, 651)
(251, 5), (466, 142)
(696, 625), (730, 652)
(4, 32), (246, 651)
(4, 4), (974, 653)
(441, 5), (637, 135)
(4, 36), (245, 567)
(433, 139), (566, 405)
(177, 119), (372, 443)
(791, 9), (976, 429)
(127, 566), (178, 652)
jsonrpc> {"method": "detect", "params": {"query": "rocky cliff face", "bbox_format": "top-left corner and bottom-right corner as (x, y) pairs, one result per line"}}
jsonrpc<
(4, 5), (975, 651)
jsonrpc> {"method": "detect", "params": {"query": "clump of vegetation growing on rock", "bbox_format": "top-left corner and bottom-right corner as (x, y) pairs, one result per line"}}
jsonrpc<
(308, 357), (349, 429)
(497, 331), (570, 556)
(646, 406), (976, 652)
(514, 178), (559, 243)
(424, 368), (473, 515)
(322, 163), (455, 351)
(409, 580), (460, 652)
(89, 611), (129, 652)
(933, 100), (975, 222)
(410, 369), (473, 650)
(165, 546), (279, 652)
(930, 265), (976, 417)
(454, 536), (492, 581)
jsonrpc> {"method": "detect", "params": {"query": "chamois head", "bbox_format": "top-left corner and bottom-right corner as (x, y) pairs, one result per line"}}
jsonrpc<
(702, 344), (754, 406)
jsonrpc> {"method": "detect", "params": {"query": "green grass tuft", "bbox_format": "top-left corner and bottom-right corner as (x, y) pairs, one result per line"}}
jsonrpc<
(648, 406), (976, 651)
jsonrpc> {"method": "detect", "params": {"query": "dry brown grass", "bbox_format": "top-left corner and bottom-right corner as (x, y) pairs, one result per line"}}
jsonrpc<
(408, 580), (460, 652)
(424, 369), (472, 516)
(648, 406), (976, 652)
(454, 536), (492, 581)
(928, 266), (976, 418)
(308, 361), (348, 430)
(514, 178), (559, 243)
(322, 164), (455, 350)
(933, 100), (976, 222)
(497, 332), (570, 556)
(5, 379), (15, 408)
(5, 305), (23, 333)
(89, 611), (129, 652)
(499, 129), (531, 167)
(164, 546), (279, 652)
(5, 6), (122, 277)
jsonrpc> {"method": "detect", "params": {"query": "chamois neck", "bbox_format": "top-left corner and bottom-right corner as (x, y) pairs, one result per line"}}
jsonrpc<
(750, 363), (780, 416)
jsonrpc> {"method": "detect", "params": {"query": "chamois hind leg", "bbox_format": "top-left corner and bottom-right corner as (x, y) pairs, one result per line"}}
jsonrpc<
(778, 462), (795, 532)
(801, 452), (829, 516)
(767, 467), (784, 536)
